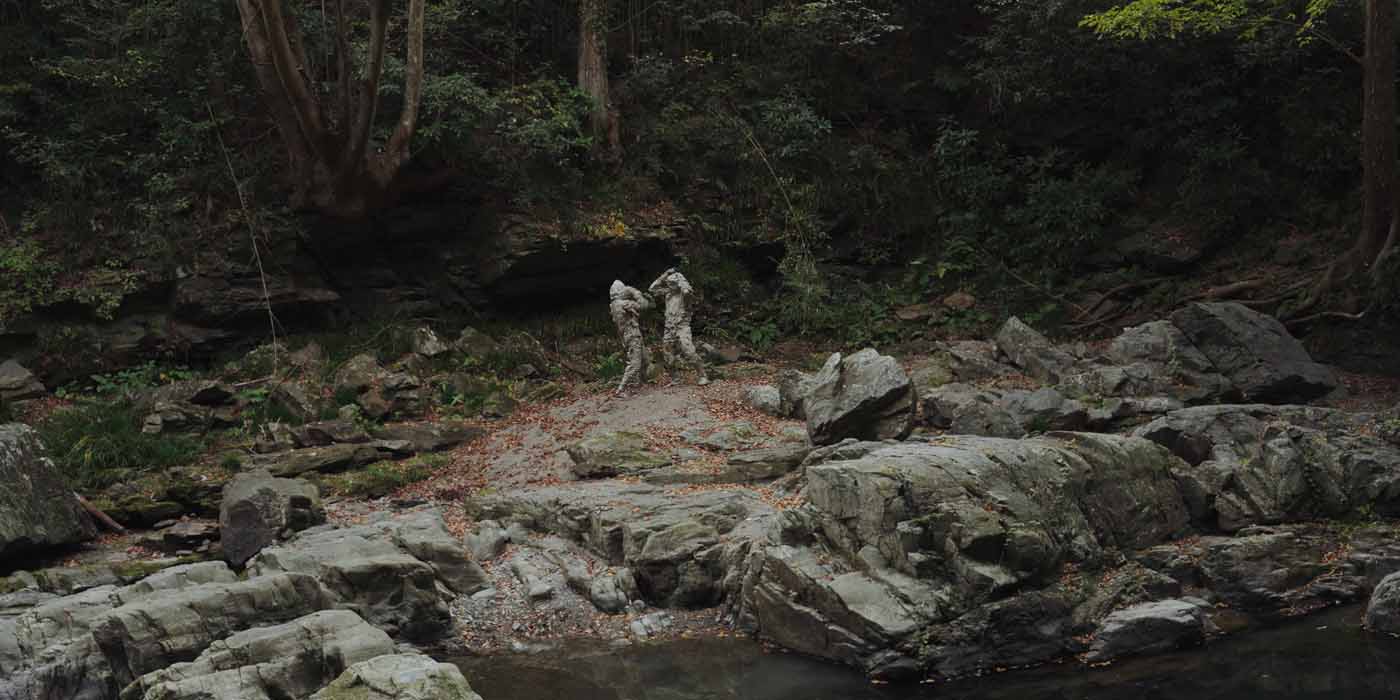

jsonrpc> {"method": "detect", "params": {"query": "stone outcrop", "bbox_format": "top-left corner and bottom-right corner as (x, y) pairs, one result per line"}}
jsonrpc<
(468, 481), (776, 610)
(220, 469), (326, 567)
(0, 423), (95, 559)
(121, 610), (394, 700)
(247, 509), (487, 640)
(804, 349), (916, 445)
(0, 562), (324, 700)
(1134, 405), (1400, 531)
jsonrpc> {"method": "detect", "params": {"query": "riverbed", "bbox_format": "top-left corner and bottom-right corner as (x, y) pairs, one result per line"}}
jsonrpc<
(451, 605), (1400, 699)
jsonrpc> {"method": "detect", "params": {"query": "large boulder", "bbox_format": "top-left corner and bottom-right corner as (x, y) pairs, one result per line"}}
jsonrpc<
(310, 653), (483, 700)
(1102, 320), (1232, 403)
(0, 423), (95, 559)
(803, 349), (916, 446)
(247, 509), (487, 640)
(121, 610), (394, 700)
(1170, 302), (1338, 403)
(1366, 571), (1400, 634)
(733, 432), (1191, 675)
(220, 469), (326, 567)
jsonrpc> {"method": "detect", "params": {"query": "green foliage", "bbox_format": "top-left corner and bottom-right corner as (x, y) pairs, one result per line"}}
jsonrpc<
(76, 362), (196, 398)
(37, 400), (202, 491)
(592, 352), (625, 380)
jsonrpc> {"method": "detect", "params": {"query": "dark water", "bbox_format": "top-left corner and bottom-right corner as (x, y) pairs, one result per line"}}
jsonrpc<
(451, 606), (1400, 699)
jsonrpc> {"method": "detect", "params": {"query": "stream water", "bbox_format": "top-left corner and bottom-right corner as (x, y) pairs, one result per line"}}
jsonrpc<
(450, 605), (1400, 699)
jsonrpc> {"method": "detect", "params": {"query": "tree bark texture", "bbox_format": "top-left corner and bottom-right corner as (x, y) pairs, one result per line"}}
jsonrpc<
(233, 0), (427, 219)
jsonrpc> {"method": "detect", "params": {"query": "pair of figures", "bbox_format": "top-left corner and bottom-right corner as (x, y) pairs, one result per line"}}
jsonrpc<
(609, 268), (708, 394)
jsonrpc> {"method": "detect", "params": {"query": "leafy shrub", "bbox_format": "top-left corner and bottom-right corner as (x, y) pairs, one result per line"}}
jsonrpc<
(593, 352), (625, 380)
(37, 400), (203, 491)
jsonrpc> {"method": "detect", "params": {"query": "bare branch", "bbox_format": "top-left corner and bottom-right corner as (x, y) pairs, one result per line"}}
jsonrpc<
(343, 0), (391, 180)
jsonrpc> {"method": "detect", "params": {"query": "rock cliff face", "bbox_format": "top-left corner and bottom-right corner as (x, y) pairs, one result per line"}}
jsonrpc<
(0, 423), (95, 560)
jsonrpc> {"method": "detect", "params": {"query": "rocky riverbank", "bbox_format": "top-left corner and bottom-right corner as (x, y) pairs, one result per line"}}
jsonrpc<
(3, 301), (1400, 698)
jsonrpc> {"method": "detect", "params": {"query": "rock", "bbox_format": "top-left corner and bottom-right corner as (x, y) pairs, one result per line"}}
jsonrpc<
(1084, 599), (1212, 662)
(772, 370), (815, 420)
(255, 421), (300, 453)
(310, 653), (483, 700)
(699, 342), (747, 365)
(122, 610), (394, 700)
(733, 433), (1190, 673)
(272, 381), (325, 423)
(0, 562), (245, 699)
(1365, 572), (1400, 634)
(412, 327), (451, 358)
(743, 385), (783, 416)
(0, 359), (45, 401)
(248, 509), (487, 639)
(943, 291), (977, 310)
(1113, 229), (1203, 273)
(567, 431), (670, 478)
(920, 383), (1021, 437)
(0, 423), (95, 559)
(468, 481), (774, 609)
(220, 469), (326, 567)
(1134, 405), (1400, 531)
(994, 317), (1075, 384)
(588, 569), (639, 613)
(1104, 320), (1230, 404)
(372, 422), (482, 453)
(300, 419), (373, 446)
(247, 442), (388, 477)
(803, 349), (916, 446)
(454, 327), (502, 359)
(721, 445), (812, 480)
(680, 421), (762, 451)
(288, 342), (327, 375)
(335, 354), (383, 396)
(465, 520), (510, 561)
(140, 519), (220, 554)
(93, 573), (335, 689)
(1001, 388), (1088, 432)
(1170, 302), (1338, 403)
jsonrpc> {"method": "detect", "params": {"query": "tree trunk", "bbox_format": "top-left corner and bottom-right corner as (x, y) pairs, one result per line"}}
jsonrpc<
(1360, 0), (1397, 267)
(578, 0), (620, 159)
(233, 0), (428, 220)
(1307, 0), (1398, 308)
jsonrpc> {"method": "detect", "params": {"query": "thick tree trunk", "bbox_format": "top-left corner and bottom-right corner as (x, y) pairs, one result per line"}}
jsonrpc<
(1308, 0), (1398, 307)
(233, 0), (428, 220)
(578, 0), (620, 158)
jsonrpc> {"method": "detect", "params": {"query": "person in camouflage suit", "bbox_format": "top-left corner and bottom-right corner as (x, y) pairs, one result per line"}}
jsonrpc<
(609, 280), (653, 394)
(648, 267), (709, 385)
